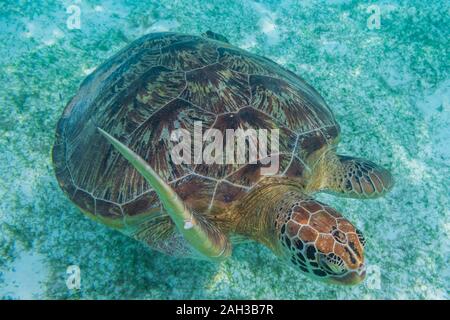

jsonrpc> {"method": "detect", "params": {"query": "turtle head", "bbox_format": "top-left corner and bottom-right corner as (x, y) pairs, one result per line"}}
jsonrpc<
(276, 199), (366, 285)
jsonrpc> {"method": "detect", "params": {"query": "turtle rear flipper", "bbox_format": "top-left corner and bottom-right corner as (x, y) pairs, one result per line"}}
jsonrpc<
(325, 155), (393, 198)
(202, 30), (230, 43)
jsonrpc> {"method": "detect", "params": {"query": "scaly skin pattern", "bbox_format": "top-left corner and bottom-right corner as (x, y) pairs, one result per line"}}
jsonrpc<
(324, 155), (393, 198)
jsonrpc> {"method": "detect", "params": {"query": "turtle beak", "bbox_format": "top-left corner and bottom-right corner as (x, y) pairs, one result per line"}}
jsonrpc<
(329, 264), (366, 285)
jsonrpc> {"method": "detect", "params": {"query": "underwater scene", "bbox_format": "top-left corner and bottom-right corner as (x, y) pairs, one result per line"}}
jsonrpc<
(0, 0), (449, 300)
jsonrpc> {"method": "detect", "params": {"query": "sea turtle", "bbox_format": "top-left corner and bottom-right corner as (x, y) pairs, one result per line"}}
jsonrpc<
(52, 32), (393, 285)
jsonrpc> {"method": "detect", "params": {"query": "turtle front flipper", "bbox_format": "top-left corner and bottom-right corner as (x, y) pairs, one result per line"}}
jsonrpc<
(324, 155), (394, 198)
(98, 128), (231, 261)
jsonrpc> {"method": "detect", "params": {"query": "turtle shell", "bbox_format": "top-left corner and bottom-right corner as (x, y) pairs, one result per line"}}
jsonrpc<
(52, 32), (339, 224)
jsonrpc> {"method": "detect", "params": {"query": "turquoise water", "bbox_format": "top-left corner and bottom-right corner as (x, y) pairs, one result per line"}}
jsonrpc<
(0, 0), (449, 299)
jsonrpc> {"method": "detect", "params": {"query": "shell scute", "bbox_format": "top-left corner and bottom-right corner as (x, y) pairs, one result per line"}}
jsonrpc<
(181, 63), (250, 114)
(160, 39), (218, 71)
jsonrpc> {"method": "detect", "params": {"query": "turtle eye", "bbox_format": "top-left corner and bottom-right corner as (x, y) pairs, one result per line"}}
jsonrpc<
(356, 229), (366, 247)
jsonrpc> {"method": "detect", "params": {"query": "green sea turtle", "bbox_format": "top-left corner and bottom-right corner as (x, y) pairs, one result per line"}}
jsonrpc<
(52, 32), (393, 285)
